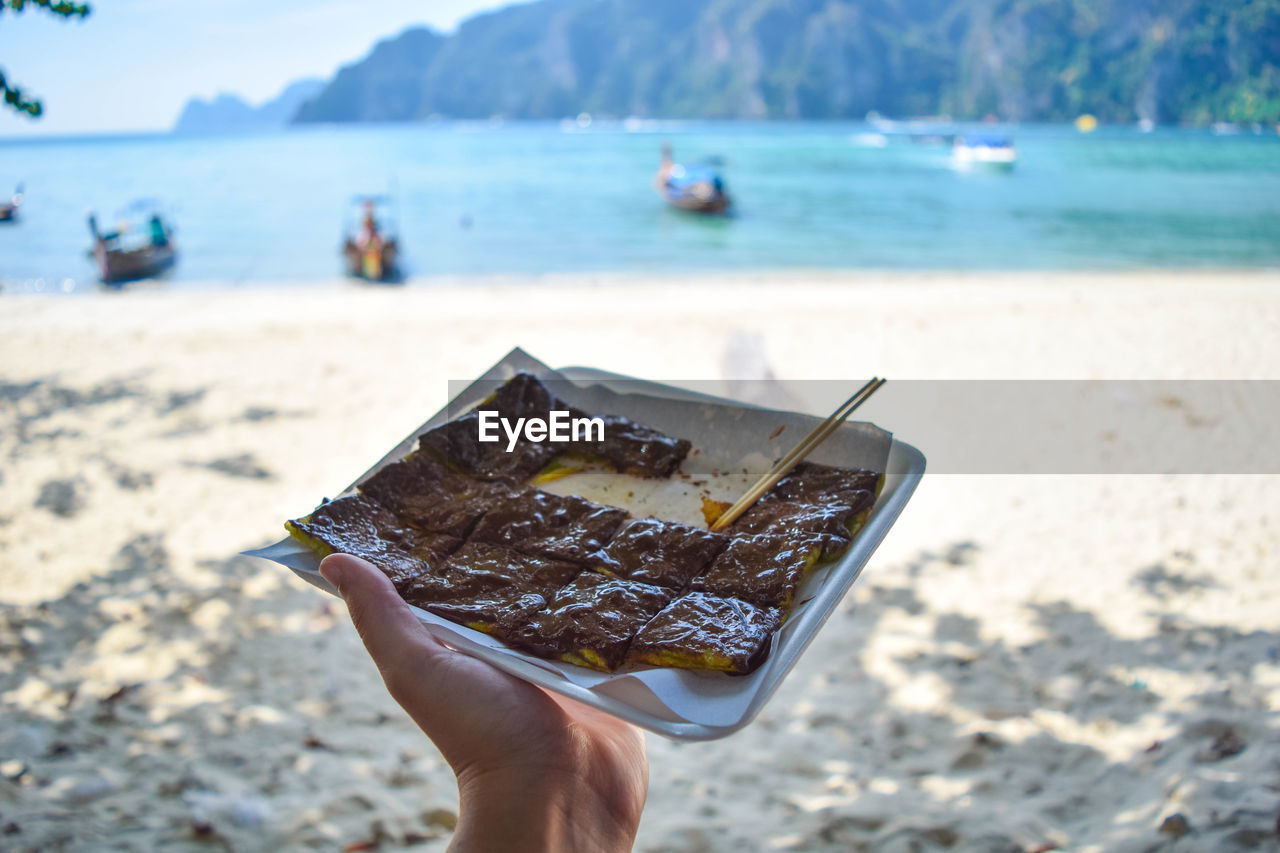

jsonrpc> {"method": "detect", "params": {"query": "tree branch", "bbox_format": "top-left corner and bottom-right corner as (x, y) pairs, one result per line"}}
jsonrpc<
(0, 0), (91, 117)
(0, 1), (91, 18)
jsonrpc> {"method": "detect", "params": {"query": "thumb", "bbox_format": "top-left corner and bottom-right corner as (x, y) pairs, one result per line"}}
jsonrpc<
(319, 553), (453, 712)
(318, 553), (563, 778)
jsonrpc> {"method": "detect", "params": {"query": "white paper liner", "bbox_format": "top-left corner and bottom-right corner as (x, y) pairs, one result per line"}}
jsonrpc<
(246, 347), (922, 739)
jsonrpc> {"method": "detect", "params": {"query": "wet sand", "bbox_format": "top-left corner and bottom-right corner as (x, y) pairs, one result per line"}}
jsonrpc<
(1, 271), (1277, 851)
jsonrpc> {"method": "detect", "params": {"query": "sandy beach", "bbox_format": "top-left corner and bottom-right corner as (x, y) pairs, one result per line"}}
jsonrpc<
(1, 270), (1277, 852)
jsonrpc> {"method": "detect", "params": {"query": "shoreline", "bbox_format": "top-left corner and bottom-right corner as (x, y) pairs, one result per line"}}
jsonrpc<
(5, 265), (1280, 294)
(5, 269), (1279, 380)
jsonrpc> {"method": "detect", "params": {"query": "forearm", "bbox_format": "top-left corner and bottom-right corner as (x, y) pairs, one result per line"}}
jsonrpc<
(450, 769), (638, 853)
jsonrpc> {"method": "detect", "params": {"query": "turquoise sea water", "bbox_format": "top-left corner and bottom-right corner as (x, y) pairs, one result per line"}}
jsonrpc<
(1, 121), (1277, 293)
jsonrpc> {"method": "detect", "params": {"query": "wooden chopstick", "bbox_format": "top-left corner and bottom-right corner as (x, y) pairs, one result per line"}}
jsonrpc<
(754, 378), (882, 483)
(709, 378), (886, 532)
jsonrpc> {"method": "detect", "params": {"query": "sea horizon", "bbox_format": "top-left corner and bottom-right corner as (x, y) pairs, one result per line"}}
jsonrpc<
(7, 114), (1280, 145)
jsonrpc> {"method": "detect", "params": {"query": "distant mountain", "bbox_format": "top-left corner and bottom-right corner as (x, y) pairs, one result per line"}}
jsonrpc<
(293, 29), (446, 123)
(173, 78), (325, 134)
(292, 0), (1280, 125)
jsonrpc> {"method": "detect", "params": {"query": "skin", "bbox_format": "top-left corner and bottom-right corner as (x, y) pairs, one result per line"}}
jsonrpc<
(319, 553), (648, 852)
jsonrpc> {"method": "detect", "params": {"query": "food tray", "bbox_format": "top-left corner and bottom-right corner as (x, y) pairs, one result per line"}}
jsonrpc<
(247, 348), (925, 741)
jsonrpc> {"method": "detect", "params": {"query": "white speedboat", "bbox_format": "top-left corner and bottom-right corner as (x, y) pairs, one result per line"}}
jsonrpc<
(951, 134), (1018, 171)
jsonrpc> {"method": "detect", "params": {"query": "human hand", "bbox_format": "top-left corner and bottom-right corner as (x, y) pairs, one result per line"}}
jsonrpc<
(319, 553), (648, 852)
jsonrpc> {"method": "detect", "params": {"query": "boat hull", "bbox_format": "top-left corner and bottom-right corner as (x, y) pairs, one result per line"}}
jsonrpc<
(656, 164), (732, 215)
(343, 239), (400, 282)
(664, 192), (731, 214)
(96, 242), (176, 284)
(951, 146), (1018, 171)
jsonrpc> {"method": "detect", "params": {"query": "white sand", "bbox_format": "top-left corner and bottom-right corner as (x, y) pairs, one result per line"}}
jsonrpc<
(0, 271), (1277, 851)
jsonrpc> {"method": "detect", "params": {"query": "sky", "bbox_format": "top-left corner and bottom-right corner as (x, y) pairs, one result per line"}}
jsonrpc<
(0, 0), (520, 138)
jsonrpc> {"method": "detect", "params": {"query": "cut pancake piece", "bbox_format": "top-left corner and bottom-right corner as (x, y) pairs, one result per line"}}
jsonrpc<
(506, 572), (674, 671)
(567, 413), (692, 478)
(402, 574), (549, 638)
(440, 541), (582, 592)
(286, 493), (461, 591)
(419, 413), (561, 482)
(485, 371), (586, 422)
(403, 541), (580, 636)
(470, 489), (629, 566)
(730, 497), (872, 559)
(625, 592), (782, 675)
(420, 372), (693, 481)
(358, 451), (513, 538)
(693, 532), (824, 610)
(599, 518), (728, 589)
(760, 462), (884, 505)
(419, 372), (585, 482)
